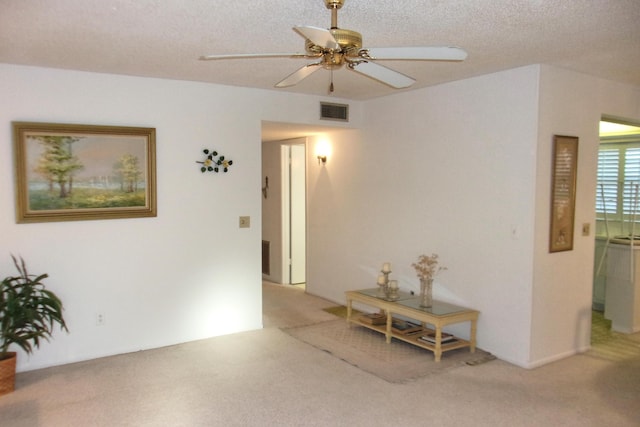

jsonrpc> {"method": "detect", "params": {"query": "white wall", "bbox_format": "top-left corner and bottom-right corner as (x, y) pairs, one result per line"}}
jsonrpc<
(4, 61), (638, 371)
(0, 63), (360, 372)
(531, 65), (640, 366)
(305, 65), (640, 368)
(307, 66), (541, 366)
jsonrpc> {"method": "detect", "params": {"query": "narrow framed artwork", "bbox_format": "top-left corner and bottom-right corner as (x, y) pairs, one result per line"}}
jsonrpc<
(549, 135), (579, 252)
(13, 122), (157, 223)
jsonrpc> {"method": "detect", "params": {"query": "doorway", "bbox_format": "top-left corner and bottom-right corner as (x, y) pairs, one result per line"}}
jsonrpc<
(593, 117), (640, 336)
(261, 137), (307, 287)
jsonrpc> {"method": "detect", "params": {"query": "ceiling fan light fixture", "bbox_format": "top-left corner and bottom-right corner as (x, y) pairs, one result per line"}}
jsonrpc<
(322, 52), (344, 69)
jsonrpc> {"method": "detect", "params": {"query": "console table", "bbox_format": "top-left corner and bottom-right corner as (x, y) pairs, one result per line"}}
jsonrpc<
(345, 288), (479, 362)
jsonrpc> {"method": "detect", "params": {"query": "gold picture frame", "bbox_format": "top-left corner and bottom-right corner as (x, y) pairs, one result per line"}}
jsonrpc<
(549, 135), (579, 252)
(13, 122), (157, 223)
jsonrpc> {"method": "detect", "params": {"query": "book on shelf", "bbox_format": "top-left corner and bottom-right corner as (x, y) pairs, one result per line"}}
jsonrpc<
(391, 318), (423, 335)
(358, 312), (386, 325)
(418, 332), (457, 344)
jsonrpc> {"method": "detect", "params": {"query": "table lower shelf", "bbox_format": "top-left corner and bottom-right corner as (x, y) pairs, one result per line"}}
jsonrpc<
(348, 316), (472, 357)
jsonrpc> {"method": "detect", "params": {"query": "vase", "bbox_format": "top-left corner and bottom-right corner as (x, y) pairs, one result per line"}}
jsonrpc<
(419, 278), (433, 308)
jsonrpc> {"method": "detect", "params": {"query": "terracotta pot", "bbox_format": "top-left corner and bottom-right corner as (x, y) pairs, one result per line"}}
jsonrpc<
(0, 352), (17, 396)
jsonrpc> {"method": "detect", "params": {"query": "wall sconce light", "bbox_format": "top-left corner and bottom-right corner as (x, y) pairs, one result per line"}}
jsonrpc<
(316, 140), (331, 165)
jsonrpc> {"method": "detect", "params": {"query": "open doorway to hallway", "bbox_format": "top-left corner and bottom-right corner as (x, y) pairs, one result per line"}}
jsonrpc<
(261, 120), (348, 294)
(261, 137), (306, 288)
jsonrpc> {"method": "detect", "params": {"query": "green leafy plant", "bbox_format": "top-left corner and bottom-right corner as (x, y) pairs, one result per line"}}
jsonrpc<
(0, 256), (68, 360)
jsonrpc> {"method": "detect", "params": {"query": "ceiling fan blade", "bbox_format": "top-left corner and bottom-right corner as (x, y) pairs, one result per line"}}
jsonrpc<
(363, 46), (468, 61)
(200, 53), (308, 61)
(275, 63), (323, 88)
(293, 26), (340, 50)
(350, 61), (416, 88)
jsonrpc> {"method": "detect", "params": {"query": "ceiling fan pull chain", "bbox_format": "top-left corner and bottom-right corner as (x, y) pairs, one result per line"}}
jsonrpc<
(329, 68), (335, 93)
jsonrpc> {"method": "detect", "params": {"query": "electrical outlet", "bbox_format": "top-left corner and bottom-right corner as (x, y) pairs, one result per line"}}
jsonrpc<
(96, 313), (105, 326)
(239, 216), (250, 228)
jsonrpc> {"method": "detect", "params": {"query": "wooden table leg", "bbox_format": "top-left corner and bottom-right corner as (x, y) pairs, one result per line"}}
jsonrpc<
(385, 310), (392, 343)
(470, 318), (477, 353)
(434, 327), (442, 362)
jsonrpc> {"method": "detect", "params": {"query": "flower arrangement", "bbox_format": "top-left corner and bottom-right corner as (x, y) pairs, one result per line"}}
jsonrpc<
(412, 254), (446, 307)
(411, 253), (446, 282)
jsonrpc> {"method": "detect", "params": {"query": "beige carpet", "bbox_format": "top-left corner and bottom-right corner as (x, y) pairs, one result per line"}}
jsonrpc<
(1, 284), (638, 426)
(283, 318), (495, 383)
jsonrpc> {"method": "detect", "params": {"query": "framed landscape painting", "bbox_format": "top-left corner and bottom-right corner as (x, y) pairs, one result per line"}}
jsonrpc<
(13, 122), (157, 223)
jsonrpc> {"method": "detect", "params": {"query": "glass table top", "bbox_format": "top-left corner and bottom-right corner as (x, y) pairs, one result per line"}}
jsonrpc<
(356, 288), (414, 302)
(397, 298), (469, 315)
(355, 288), (470, 315)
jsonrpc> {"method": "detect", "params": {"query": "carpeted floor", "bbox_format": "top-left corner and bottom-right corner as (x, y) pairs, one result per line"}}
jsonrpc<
(284, 316), (495, 383)
(0, 283), (638, 426)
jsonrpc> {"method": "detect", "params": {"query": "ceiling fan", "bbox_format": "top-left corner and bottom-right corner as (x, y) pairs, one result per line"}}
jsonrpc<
(199, 0), (467, 92)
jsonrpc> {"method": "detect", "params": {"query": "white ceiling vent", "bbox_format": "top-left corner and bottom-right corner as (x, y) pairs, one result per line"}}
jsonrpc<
(320, 102), (349, 122)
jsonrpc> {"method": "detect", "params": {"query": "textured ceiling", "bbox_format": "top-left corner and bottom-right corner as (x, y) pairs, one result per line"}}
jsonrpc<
(2, 0), (639, 103)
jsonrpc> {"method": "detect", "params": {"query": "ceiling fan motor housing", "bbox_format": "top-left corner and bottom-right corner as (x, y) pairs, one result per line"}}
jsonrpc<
(305, 28), (362, 68)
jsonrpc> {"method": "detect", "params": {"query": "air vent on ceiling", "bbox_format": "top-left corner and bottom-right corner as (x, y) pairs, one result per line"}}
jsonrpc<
(320, 102), (349, 122)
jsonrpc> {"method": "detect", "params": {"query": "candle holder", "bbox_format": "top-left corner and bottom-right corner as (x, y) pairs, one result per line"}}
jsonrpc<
(388, 280), (399, 300)
(377, 270), (391, 298)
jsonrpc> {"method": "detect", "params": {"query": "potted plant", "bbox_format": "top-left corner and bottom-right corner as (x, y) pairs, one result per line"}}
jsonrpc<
(0, 255), (68, 395)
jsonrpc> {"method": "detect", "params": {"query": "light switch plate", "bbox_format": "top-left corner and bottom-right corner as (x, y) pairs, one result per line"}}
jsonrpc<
(582, 223), (590, 236)
(239, 216), (250, 228)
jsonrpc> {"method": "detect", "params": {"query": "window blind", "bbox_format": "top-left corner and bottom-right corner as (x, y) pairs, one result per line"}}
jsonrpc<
(596, 148), (619, 215)
(596, 140), (640, 220)
(623, 148), (640, 216)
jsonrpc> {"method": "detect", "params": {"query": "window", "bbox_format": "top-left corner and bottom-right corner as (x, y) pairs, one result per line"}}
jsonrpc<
(596, 131), (640, 222)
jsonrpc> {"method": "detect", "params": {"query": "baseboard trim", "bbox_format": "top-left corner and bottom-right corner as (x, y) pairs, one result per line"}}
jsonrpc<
(526, 347), (589, 369)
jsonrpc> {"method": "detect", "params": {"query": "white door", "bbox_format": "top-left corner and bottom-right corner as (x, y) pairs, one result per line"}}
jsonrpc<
(290, 144), (306, 284)
(281, 143), (306, 285)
